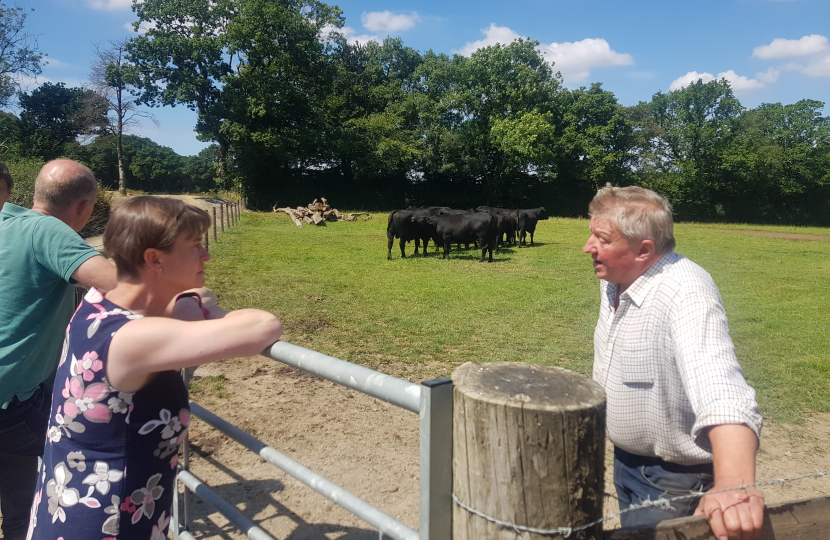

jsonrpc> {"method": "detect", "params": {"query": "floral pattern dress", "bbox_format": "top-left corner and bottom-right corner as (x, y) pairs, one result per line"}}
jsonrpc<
(28, 288), (190, 540)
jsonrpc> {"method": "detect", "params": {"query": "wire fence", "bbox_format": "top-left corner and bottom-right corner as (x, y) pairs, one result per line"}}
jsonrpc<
(452, 470), (830, 537)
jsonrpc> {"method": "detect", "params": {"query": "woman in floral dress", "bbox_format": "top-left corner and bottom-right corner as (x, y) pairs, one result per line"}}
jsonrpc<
(28, 197), (283, 540)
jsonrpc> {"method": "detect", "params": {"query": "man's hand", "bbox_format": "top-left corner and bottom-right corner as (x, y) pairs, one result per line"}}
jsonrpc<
(695, 479), (764, 540)
(697, 424), (765, 540)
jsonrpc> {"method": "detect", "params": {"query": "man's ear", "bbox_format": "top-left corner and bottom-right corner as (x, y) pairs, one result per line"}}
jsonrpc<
(75, 198), (91, 217)
(636, 239), (656, 261)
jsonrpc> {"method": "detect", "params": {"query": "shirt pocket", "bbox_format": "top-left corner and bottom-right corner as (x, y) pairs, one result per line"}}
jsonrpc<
(617, 343), (655, 385)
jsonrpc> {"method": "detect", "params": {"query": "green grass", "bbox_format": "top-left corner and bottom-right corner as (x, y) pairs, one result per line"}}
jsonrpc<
(205, 213), (830, 424)
(189, 374), (231, 399)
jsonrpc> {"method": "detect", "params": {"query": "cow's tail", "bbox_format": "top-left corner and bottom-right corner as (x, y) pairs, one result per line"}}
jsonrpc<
(387, 210), (399, 239)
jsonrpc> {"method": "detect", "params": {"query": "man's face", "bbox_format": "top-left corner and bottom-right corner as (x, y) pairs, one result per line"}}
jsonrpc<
(583, 217), (642, 288)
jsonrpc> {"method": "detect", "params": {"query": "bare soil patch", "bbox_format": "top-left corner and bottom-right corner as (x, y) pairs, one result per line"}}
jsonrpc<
(694, 228), (830, 242)
(182, 357), (830, 539)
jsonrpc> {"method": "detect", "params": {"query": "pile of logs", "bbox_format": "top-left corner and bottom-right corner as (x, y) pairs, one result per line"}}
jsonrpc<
(273, 198), (371, 227)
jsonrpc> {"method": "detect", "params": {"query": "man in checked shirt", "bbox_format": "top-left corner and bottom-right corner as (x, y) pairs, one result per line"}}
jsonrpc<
(583, 185), (764, 540)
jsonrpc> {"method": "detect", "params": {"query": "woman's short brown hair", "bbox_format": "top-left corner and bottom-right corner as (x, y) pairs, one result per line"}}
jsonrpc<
(104, 196), (211, 279)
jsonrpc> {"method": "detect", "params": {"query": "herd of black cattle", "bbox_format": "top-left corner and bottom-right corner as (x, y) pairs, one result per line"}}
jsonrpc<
(386, 206), (549, 262)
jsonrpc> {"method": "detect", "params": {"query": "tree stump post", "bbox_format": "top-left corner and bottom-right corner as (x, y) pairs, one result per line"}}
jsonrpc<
(452, 362), (606, 540)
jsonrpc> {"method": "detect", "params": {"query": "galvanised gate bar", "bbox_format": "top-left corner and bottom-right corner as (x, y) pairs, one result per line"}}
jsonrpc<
(174, 340), (454, 540)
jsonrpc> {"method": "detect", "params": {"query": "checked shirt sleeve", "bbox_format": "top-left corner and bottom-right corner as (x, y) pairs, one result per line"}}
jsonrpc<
(670, 283), (763, 442)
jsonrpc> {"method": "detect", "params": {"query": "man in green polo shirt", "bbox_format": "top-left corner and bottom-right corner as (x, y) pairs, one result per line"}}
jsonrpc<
(0, 160), (117, 540)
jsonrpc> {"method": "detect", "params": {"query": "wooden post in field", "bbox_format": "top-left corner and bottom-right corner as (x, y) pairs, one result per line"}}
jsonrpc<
(226, 202), (231, 228)
(220, 204), (225, 233)
(212, 207), (217, 242)
(452, 362), (606, 540)
(204, 231), (209, 252)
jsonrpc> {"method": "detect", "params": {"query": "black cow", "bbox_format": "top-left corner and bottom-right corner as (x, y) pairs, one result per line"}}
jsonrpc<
(475, 206), (518, 250)
(425, 212), (496, 262)
(387, 207), (453, 259)
(518, 207), (549, 246)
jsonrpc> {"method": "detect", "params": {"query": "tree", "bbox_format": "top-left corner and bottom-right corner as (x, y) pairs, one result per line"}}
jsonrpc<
(90, 38), (157, 195)
(632, 79), (743, 219)
(127, 0), (343, 202)
(0, 3), (43, 109)
(18, 82), (105, 160)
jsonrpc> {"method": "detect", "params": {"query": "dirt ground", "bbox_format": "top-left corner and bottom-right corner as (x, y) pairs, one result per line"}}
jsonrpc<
(182, 356), (830, 540)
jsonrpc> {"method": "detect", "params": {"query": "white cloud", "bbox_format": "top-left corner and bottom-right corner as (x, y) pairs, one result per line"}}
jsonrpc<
(538, 38), (633, 83)
(87, 0), (132, 11)
(361, 11), (420, 33)
(752, 34), (830, 78)
(43, 58), (70, 69)
(455, 24), (521, 57)
(752, 34), (828, 59)
(669, 71), (716, 91)
(456, 26), (633, 84)
(756, 67), (780, 84)
(669, 69), (775, 92)
(339, 26), (380, 45)
(802, 54), (830, 77)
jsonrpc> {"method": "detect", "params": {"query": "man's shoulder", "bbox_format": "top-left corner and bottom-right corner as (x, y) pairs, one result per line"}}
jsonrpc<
(659, 253), (720, 295)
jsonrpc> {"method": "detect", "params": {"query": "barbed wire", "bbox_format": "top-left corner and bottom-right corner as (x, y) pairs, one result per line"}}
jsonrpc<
(453, 469), (829, 538)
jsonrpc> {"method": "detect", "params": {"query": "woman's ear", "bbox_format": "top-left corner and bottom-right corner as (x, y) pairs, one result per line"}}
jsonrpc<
(143, 248), (163, 273)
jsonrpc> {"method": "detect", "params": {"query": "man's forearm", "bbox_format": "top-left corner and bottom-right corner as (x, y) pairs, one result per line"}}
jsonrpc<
(709, 424), (758, 485)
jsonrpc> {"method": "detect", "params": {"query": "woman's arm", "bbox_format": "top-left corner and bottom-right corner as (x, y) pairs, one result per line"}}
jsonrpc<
(106, 309), (283, 392)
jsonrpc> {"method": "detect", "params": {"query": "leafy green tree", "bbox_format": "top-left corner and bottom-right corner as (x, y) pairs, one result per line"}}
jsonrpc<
(553, 84), (636, 214)
(18, 82), (106, 161)
(128, 0), (342, 201)
(720, 100), (830, 223)
(0, 4), (43, 109)
(632, 79), (743, 219)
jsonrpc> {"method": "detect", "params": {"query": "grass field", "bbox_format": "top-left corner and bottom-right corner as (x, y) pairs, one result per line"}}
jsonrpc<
(205, 212), (830, 424)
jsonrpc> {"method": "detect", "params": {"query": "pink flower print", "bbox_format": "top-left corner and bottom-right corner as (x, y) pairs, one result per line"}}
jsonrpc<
(62, 376), (112, 423)
(25, 488), (41, 540)
(120, 499), (136, 514)
(76, 352), (103, 382)
(85, 288), (104, 304)
(150, 510), (171, 540)
(170, 454), (178, 469)
(130, 473), (163, 524)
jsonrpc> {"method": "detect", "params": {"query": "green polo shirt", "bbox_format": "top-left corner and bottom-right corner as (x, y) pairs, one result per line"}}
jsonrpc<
(0, 203), (99, 408)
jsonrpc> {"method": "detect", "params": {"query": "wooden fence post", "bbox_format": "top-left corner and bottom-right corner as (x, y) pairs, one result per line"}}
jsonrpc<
(226, 202), (231, 228)
(220, 204), (225, 232)
(204, 231), (209, 252)
(452, 362), (606, 540)
(213, 207), (218, 242)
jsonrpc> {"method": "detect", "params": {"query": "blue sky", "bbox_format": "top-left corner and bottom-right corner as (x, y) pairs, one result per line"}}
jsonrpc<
(20, 0), (830, 156)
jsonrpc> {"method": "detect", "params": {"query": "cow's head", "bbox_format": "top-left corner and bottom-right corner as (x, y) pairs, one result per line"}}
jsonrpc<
(538, 207), (549, 220)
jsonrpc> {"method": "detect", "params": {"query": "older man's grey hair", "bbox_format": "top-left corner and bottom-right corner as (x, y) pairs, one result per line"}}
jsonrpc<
(588, 184), (676, 254)
(33, 160), (98, 212)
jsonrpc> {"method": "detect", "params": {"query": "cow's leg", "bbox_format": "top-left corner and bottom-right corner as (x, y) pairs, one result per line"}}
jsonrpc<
(387, 235), (394, 260)
(414, 238), (421, 256)
(421, 237), (430, 256)
(530, 230), (535, 245)
(443, 239), (451, 259)
(399, 239), (406, 258)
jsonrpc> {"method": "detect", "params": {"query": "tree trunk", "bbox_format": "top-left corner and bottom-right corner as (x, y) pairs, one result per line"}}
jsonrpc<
(452, 362), (606, 540)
